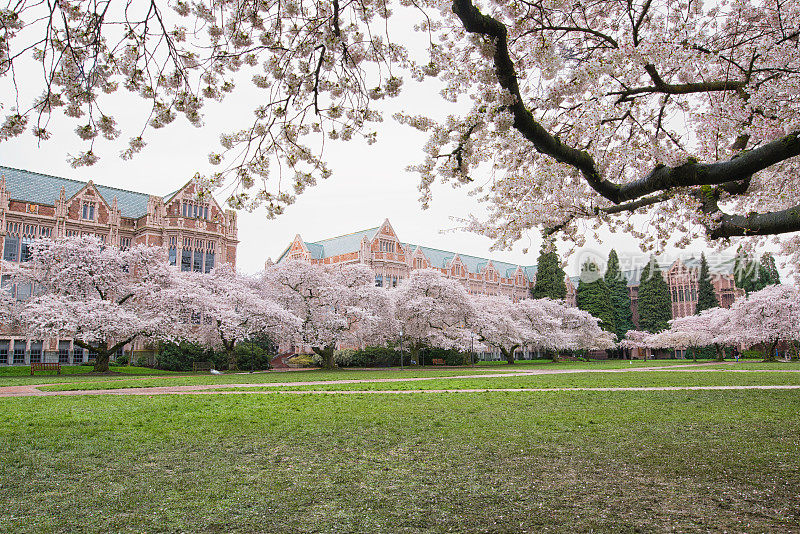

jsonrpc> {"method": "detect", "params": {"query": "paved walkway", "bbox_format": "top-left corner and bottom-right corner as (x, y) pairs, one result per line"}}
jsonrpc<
(0, 361), (798, 398)
(1, 384), (799, 397)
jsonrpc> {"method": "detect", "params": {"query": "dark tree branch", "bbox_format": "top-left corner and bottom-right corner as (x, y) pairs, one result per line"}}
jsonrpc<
(451, 0), (800, 239)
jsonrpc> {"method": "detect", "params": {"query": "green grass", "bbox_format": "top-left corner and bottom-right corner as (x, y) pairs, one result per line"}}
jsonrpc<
(33, 361), (800, 392)
(0, 365), (176, 386)
(474, 358), (727, 368)
(245, 370), (800, 391)
(0, 391), (798, 532)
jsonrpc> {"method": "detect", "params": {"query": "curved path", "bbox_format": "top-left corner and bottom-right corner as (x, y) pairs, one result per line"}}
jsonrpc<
(1, 361), (798, 397)
(1, 384), (800, 397)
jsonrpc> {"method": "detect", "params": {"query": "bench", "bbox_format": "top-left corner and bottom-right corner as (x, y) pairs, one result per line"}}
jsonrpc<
(31, 362), (61, 375)
(431, 358), (446, 366)
(192, 361), (214, 372)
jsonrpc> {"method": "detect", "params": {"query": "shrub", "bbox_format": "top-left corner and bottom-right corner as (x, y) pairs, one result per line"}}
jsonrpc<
(289, 354), (317, 367)
(135, 354), (151, 368)
(742, 349), (765, 359)
(233, 342), (272, 371)
(115, 353), (130, 366)
(420, 347), (469, 366)
(157, 341), (219, 372)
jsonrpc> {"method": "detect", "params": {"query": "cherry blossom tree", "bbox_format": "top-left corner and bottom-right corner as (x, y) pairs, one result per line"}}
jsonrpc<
(391, 269), (474, 365)
(620, 330), (653, 361)
(669, 307), (734, 361)
(726, 284), (800, 361)
(558, 306), (616, 357)
(470, 294), (529, 364)
(515, 297), (570, 357)
(13, 236), (177, 372)
(264, 260), (394, 369)
(170, 264), (300, 370)
(3, 1), (800, 258)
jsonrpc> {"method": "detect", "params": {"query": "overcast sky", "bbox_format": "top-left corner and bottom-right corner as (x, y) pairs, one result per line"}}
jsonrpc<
(0, 21), (777, 280)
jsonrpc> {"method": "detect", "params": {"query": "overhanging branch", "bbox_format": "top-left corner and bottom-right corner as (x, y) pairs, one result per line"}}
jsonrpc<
(450, 0), (800, 210)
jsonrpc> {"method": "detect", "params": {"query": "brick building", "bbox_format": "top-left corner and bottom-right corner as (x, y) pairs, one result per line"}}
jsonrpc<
(0, 166), (238, 365)
(275, 219), (578, 302)
(621, 257), (743, 328)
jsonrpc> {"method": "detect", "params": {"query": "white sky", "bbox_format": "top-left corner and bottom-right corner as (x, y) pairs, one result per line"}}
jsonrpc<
(0, 5), (785, 279)
(2, 82), (662, 277)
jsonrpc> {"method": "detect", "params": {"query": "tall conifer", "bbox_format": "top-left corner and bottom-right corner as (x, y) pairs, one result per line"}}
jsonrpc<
(532, 242), (567, 300)
(576, 260), (616, 333)
(604, 249), (633, 341)
(695, 253), (718, 313)
(638, 257), (672, 333)
(761, 252), (780, 285)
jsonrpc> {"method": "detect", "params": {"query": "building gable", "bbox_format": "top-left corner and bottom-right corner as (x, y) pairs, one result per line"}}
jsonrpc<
(163, 180), (226, 223)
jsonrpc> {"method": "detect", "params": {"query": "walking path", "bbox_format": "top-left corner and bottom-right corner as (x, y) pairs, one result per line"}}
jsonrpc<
(1, 383), (799, 397)
(0, 361), (798, 397)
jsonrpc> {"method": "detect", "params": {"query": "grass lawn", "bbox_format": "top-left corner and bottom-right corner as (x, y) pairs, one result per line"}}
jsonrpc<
(224, 370), (800, 392)
(30, 360), (800, 392)
(0, 390), (798, 532)
(0, 365), (177, 386)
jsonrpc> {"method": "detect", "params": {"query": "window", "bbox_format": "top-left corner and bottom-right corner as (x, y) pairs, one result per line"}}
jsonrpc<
(193, 249), (203, 272)
(191, 311), (202, 324)
(72, 348), (84, 364)
(205, 251), (215, 273)
(392, 276), (398, 288)
(13, 344), (25, 364)
(181, 249), (192, 272)
(16, 282), (31, 301)
(20, 237), (33, 262)
(58, 342), (70, 364)
(88, 348), (99, 361)
(115, 347), (125, 361)
(119, 237), (132, 250)
(181, 201), (210, 220)
(82, 202), (96, 220)
(691, 288), (697, 301)
(29, 342), (43, 364)
(375, 274), (383, 287)
(0, 340), (8, 365)
(168, 236), (177, 266)
(3, 235), (19, 262)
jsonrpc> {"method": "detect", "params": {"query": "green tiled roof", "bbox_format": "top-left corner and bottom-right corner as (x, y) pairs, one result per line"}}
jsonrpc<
(1, 166), (151, 218)
(403, 243), (536, 281)
(309, 227), (380, 259)
(276, 223), (538, 282)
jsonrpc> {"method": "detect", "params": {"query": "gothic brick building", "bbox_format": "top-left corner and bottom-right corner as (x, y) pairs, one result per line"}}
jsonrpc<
(0, 166), (238, 365)
(275, 218), (577, 302)
(621, 257), (743, 328)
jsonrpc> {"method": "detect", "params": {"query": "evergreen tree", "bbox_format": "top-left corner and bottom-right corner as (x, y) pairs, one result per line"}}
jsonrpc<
(531, 242), (567, 300)
(695, 253), (719, 313)
(638, 257), (672, 333)
(733, 247), (768, 294)
(761, 252), (781, 285)
(604, 249), (633, 342)
(576, 260), (616, 333)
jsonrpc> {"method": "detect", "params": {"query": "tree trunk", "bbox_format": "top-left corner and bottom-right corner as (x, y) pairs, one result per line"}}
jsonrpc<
(764, 341), (779, 362)
(220, 334), (237, 371)
(500, 345), (519, 365)
(550, 350), (559, 363)
(93, 350), (111, 373)
(692, 347), (697, 362)
(410, 343), (421, 367)
(312, 345), (336, 369)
